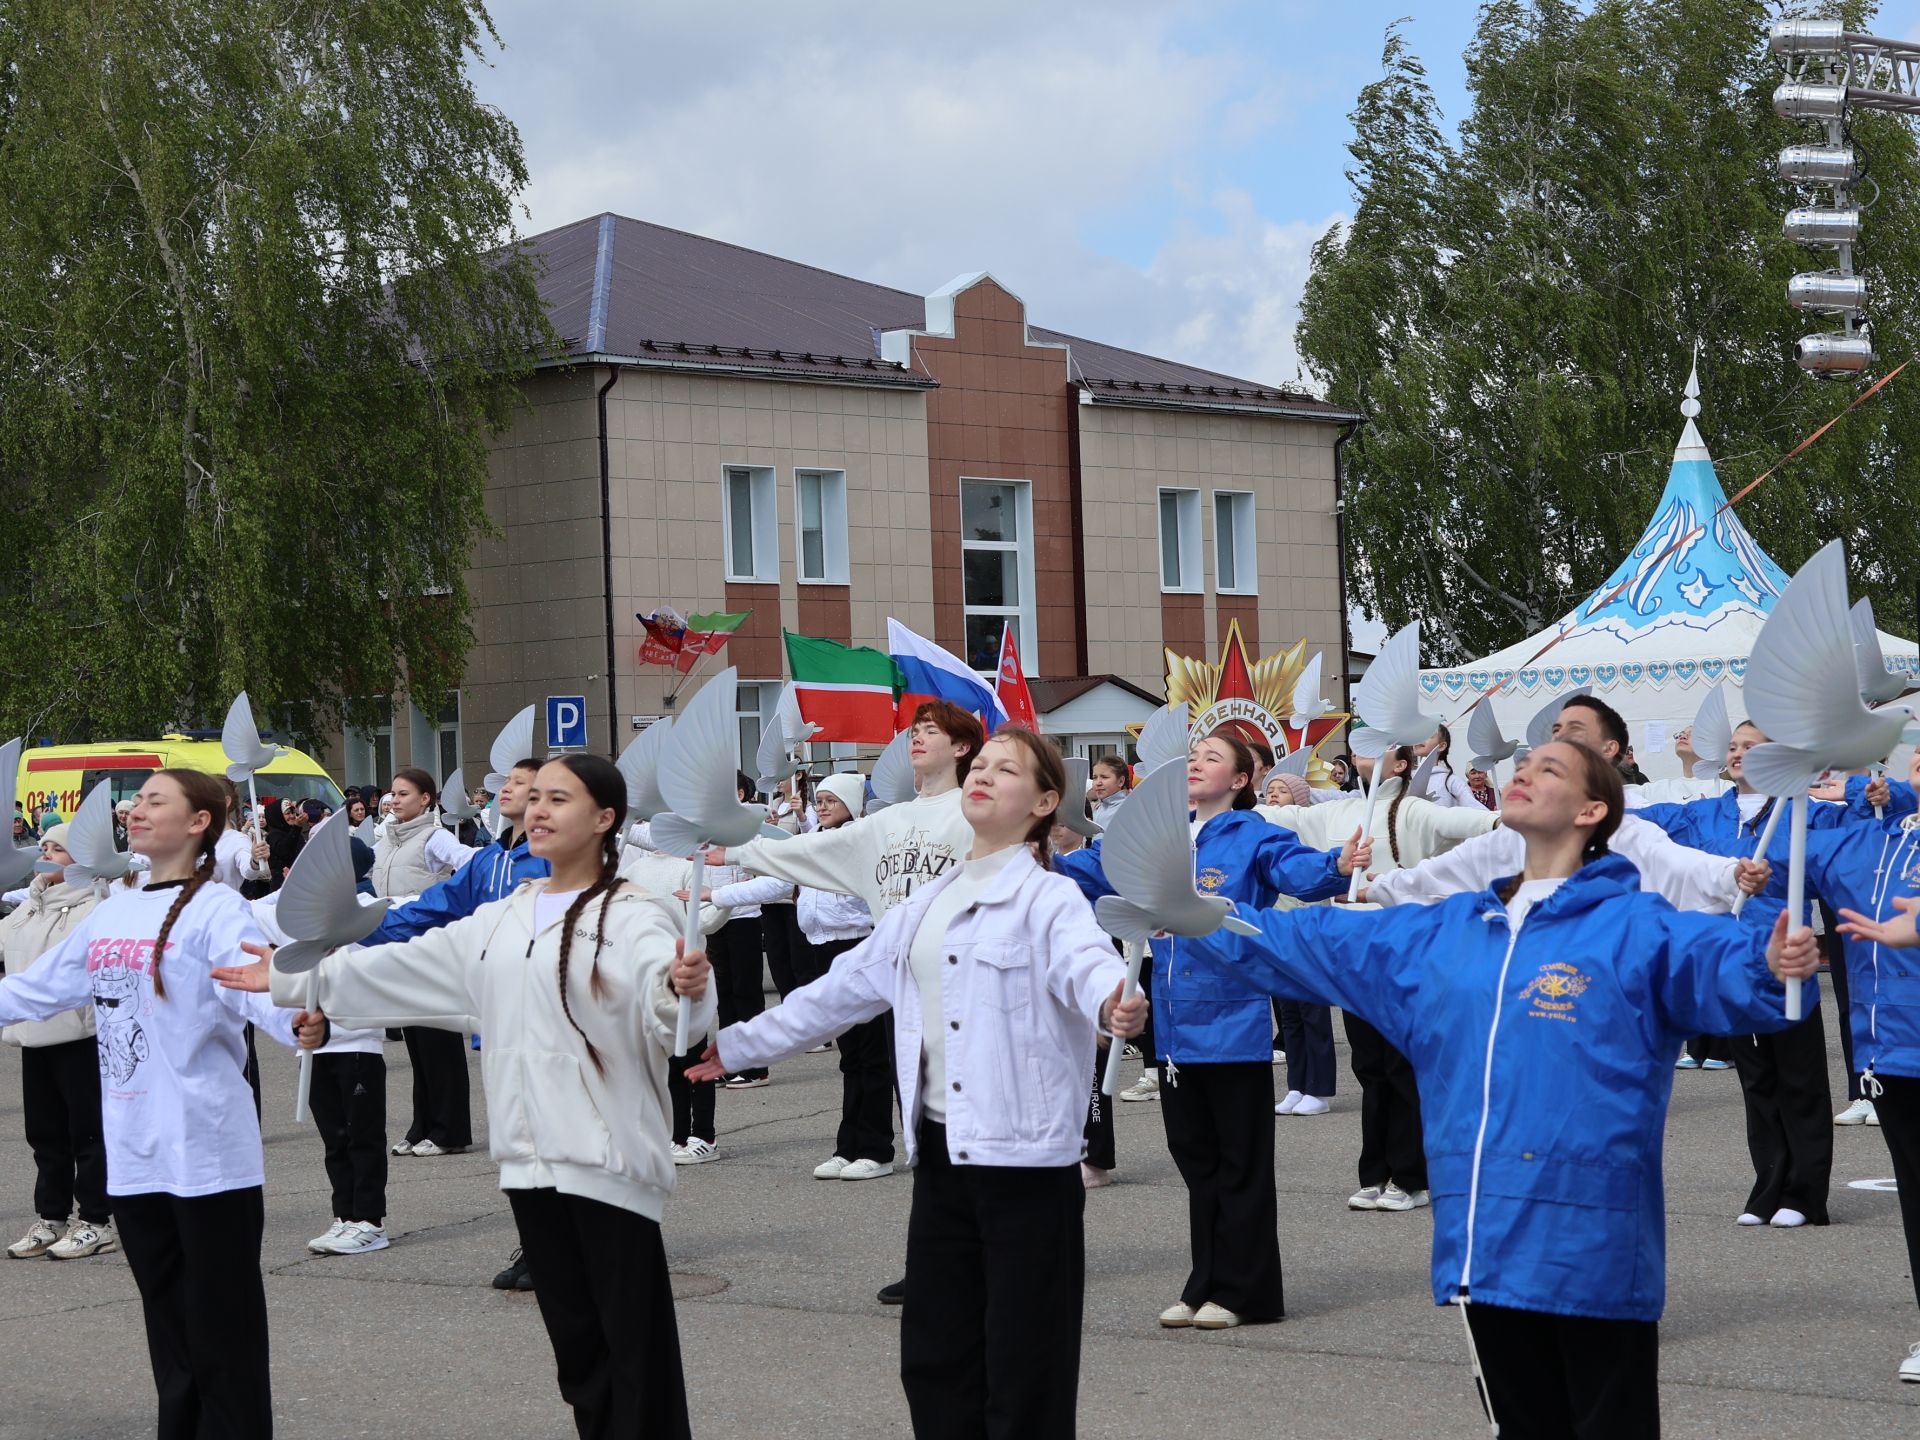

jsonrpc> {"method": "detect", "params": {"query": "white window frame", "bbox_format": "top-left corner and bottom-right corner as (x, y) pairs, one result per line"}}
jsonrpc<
(735, 681), (775, 778)
(794, 468), (850, 585)
(959, 476), (1037, 679)
(1158, 487), (1203, 594)
(345, 697), (395, 791)
(1212, 490), (1257, 596)
(722, 464), (779, 583)
(408, 692), (463, 788)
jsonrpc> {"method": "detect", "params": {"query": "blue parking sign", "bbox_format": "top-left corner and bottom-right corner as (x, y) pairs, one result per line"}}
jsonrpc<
(547, 695), (588, 750)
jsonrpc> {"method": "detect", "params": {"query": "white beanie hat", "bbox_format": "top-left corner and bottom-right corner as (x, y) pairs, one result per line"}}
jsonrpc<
(815, 772), (867, 821)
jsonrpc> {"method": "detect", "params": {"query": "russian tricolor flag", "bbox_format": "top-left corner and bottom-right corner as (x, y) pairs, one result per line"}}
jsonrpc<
(888, 617), (1009, 731)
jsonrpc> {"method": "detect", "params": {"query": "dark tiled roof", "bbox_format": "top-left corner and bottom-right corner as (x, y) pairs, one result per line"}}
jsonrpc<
(1028, 674), (1164, 712)
(523, 213), (1354, 416)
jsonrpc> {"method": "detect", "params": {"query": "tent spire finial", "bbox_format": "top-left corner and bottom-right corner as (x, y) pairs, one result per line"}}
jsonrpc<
(1674, 343), (1708, 459)
(1681, 341), (1701, 420)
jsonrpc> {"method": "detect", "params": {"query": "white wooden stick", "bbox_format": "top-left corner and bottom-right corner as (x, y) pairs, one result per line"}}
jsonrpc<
(1731, 799), (1788, 919)
(293, 970), (317, 1124)
(676, 851), (703, 1055)
(1785, 793), (1809, 1022)
(1100, 939), (1148, 1097)
(1347, 760), (1383, 902)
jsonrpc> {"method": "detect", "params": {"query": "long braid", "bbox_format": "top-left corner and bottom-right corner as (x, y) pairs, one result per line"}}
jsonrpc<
(555, 837), (624, 1076)
(151, 842), (216, 1000)
(1383, 745), (1415, 869)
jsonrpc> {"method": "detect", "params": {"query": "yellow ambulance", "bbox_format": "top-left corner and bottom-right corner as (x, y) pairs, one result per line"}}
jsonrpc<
(15, 734), (344, 822)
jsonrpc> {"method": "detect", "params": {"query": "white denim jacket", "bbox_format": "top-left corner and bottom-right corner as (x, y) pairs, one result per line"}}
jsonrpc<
(718, 846), (1124, 1168)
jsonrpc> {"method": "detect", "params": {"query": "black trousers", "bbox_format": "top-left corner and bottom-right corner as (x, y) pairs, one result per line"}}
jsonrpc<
(1159, 1061), (1284, 1319)
(1873, 1072), (1920, 1309)
(1083, 1050), (1114, 1171)
(401, 1025), (472, 1148)
(711, 915), (767, 1081)
(1732, 1009), (1832, 1222)
(820, 937), (895, 1164)
(114, 1186), (273, 1440)
(761, 903), (807, 999)
(1278, 1001), (1337, 1097)
(1685, 1034), (1732, 1064)
(1345, 1013), (1426, 1191)
(243, 1024), (261, 1119)
(901, 1120), (1084, 1439)
(668, 1048), (716, 1146)
(789, 921), (833, 990)
(1465, 1302), (1659, 1439)
(21, 1037), (109, 1223)
(309, 1051), (389, 1224)
(506, 1188), (692, 1440)
(1137, 960), (1157, 1073)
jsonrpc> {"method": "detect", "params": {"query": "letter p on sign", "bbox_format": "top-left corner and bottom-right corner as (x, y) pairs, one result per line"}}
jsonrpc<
(547, 695), (587, 751)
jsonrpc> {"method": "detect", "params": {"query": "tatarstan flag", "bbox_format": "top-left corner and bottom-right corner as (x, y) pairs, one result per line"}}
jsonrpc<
(783, 631), (904, 743)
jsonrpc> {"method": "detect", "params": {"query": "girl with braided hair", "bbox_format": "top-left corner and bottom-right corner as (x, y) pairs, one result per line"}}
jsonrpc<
(0, 769), (317, 1436)
(216, 753), (713, 1438)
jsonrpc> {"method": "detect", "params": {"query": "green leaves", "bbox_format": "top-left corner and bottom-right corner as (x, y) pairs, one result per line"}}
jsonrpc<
(0, 0), (553, 745)
(1300, 1), (1920, 665)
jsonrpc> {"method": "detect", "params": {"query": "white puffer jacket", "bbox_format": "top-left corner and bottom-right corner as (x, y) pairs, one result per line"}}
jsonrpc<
(0, 877), (102, 1047)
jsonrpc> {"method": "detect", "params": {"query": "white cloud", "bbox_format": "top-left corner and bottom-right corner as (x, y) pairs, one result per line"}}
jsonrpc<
(472, 1), (1342, 387)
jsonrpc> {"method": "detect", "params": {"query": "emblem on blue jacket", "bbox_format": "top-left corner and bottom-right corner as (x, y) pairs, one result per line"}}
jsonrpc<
(1197, 867), (1227, 893)
(1521, 962), (1590, 1023)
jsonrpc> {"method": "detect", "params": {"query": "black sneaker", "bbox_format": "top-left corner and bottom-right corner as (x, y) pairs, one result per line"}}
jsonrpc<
(492, 1248), (534, 1292)
(877, 1278), (905, 1306)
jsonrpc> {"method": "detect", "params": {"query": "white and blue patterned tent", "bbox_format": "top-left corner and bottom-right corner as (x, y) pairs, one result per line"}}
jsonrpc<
(1421, 368), (1917, 778)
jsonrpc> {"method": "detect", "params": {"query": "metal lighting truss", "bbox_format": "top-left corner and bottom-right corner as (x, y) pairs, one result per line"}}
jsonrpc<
(1772, 19), (1920, 374)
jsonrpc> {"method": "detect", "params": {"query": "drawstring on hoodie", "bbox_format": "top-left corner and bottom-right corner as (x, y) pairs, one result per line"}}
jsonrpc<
(1863, 1067), (1884, 1100)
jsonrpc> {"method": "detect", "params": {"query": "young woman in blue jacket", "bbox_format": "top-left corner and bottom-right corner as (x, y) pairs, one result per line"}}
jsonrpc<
(688, 727), (1148, 1436)
(1054, 730), (1367, 1330)
(1184, 740), (1817, 1435)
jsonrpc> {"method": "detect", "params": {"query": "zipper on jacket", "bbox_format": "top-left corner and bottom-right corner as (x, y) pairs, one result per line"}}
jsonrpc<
(1864, 828), (1914, 1074)
(1459, 911), (1523, 1298)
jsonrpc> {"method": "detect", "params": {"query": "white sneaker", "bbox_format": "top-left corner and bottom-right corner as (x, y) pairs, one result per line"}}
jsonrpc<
(1348, 1185), (1384, 1211)
(1275, 1090), (1302, 1115)
(1123, 1043), (1142, 1059)
(1272, 1048), (1285, 1064)
(1901, 1342), (1920, 1383)
(813, 1156), (851, 1180)
(308, 1219), (349, 1254)
(1769, 1208), (1808, 1229)
(1192, 1301), (1242, 1330)
(1291, 1095), (1331, 1117)
(1835, 1098), (1880, 1125)
(47, 1219), (117, 1260)
(7, 1218), (63, 1259)
(1736, 1212), (1765, 1226)
(1377, 1183), (1429, 1212)
(673, 1138), (719, 1166)
(409, 1138), (464, 1157)
(838, 1158), (895, 1181)
(391, 1139), (416, 1156)
(321, 1221), (389, 1254)
(1158, 1301), (1196, 1328)
(1120, 1073), (1160, 1102)
(804, 1042), (833, 1054)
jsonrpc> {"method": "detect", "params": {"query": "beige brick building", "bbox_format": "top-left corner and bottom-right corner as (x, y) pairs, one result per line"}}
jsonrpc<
(327, 215), (1359, 787)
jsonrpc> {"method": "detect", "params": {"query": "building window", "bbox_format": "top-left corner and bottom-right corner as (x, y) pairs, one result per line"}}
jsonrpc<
(795, 469), (849, 584)
(1158, 488), (1203, 593)
(1213, 491), (1256, 595)
(736, 682), (772, 774)
(408, 693), (462, 787)
(345, 698), (395, 791)
(723, 464), (778, 582)
(960, 478), (1036, 674)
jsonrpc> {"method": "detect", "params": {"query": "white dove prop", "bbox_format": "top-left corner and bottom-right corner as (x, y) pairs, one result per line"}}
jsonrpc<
(1687, 684), (1733, 781)
(1522, 686), (1593, 754)
(1271, 746), (1313, 780)
(1090, 758), (1260, 1095)
(351, 816), (376, 848)
(1288, 652), (1334, 728)
(865, 728), (919, 813)
(1343, 622), (1441, 899)
(1407, 749), (1437, 803)
(438, 769), (481, 827)
(270, 811), (393, 1121)
(0, 739), (39, 891)
(1466, 699), (1519, 777)
(485, 705), (538, 792)
(1743, 541), (1908, 1020)
(1851, 598), (1908, 706)
(63, 782), (133, 888)
(1058, 756), (1103, 840)
(1135, 701), (1192, 777)
(616, 718), (675, 836)
(652, 669), (788, 1051)
(755, 684), (820, 797)
(220, 690), (285, 834)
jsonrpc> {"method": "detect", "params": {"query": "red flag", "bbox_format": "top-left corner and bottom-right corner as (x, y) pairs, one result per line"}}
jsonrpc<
(995, 622), (1037, 729)
(638, 616), (686, 669)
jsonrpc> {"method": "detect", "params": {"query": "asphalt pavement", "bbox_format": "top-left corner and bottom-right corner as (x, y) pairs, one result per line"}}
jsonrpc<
(0, 1018), (1914, 1439)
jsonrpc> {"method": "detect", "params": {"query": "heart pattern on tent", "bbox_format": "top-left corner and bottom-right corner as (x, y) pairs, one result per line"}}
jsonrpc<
(1646, 661), (1672, 685)
(1543, 666), (1567, 688)
(1621, 662), (1645, 685)
(1568, 665), (1592, 686)
(1729, 658), (1749, 679)
(1419, 674), (1440, 695)
(1594, 664), (1619, 686)
(1700, 658), (1726, 682)
(1673, 659), (1697, 683)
